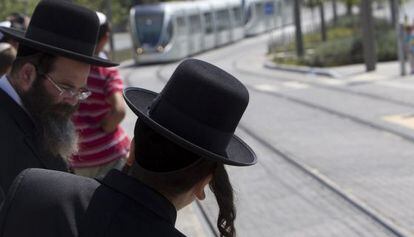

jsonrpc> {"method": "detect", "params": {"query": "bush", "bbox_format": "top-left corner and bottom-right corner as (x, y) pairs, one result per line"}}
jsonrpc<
(304, 37), (361, 67)
(376, 30), (398, 62)
(272, 15), (398, 67)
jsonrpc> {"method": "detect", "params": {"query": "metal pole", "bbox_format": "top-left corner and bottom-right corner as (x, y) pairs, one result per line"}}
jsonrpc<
(106, 0), (115, 61)
(389, 0), (397, 26)
(394, 0), (406, 76)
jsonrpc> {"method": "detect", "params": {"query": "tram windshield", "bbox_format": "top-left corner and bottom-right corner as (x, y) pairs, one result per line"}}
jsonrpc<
(135, 12), (164, 47)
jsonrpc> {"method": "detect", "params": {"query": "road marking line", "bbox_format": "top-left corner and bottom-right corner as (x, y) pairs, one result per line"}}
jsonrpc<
(383, 114), (414, 130)
(282, 81), (310, 89)
(253, 84), (279, 92)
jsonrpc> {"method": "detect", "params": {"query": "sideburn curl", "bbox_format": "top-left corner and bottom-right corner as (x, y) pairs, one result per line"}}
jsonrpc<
(209, 164), (236, 237)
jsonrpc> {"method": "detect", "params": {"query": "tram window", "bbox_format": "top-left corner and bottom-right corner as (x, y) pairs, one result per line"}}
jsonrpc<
(217, 10), (230, 31)
(256, 3), (264, 17)
(189, 15), (202, 33)
(176, 17), (186, 34)
(232, 7), (242, 27)
(167, 20), (173, 37)
(159, 20), (173, 46)
(204, 12), (213, 34)
(135, 12), (164, 46)
(244, 5), (252, 25)
(265, 2), (275, 16)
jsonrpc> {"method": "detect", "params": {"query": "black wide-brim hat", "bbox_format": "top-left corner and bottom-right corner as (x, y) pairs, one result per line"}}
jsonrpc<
(0, 0), (117, 67)
(124, 59), (257, 167)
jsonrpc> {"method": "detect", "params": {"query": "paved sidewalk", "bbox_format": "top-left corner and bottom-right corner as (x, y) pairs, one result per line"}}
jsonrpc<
(266, 59), (414, 82)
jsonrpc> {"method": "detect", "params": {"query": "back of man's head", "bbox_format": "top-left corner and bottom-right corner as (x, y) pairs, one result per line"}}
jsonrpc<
(129, 121), (217, 199)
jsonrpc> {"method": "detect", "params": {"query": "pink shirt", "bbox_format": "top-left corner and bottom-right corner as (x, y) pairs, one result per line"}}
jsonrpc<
(71, 66), (130, 168)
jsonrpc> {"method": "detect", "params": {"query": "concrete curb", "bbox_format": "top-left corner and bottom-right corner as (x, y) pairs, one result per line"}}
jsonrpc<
(264, 60), (343, 79)
(120, 59), (135, 68)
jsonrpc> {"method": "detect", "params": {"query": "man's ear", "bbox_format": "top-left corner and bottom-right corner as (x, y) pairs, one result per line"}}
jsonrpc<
(126, 138), (136, 167)
(18, 63), (37, 91)
(194, 174), (213, 201)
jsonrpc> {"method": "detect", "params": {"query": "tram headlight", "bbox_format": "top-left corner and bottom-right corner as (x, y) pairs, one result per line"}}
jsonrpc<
(136, 48), (143, 55)
(156, 46), (164, 53)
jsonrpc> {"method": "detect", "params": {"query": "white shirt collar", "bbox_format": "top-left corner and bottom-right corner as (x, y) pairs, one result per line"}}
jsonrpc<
(0, 74), (25, 107)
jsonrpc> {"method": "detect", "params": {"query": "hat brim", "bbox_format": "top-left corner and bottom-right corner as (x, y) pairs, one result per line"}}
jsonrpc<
(123, 87), (257, 167)
(0, 27), (118, 67)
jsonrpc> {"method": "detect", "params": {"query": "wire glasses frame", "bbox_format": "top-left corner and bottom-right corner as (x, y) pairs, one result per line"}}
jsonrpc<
(34, 65), (91, 101)
(45, 74), (91, 101)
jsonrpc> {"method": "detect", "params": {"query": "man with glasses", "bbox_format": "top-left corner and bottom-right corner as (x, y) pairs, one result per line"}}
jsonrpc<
(0, 0), (117, 193)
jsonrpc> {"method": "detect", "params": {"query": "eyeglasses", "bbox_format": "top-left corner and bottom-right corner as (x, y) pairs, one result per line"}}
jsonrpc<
(43, 73), (91, 101)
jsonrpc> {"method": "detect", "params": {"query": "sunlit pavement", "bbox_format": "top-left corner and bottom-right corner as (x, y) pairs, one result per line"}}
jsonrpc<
(118, 30), (414, 236)
(116, 3), (414, 237)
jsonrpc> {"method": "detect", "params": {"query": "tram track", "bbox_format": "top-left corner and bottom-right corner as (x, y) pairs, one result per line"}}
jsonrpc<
(233, 59), (414, 110)
(230, 56), (414, 145)
(154, 64), (414, 237)
(230, 58), (414, 236)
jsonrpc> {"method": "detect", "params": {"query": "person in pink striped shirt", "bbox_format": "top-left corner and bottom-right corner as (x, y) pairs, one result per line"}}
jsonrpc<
(70, 12), (130, 177)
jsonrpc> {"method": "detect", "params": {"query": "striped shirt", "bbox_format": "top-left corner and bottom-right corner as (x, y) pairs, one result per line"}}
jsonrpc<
(70, 66), (130, 168)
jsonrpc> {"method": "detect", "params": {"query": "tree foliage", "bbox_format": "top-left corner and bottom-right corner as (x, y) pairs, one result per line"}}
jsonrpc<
(0, 0), (40, 21)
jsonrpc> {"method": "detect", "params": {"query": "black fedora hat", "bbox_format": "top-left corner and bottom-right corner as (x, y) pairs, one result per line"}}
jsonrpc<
(124, 59), (257, 167)
(0, 0), (117, 67)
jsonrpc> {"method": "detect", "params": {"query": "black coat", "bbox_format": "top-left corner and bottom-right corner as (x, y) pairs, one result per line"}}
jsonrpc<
(0, 89), (68, 193)
(0, 168), (186, 237)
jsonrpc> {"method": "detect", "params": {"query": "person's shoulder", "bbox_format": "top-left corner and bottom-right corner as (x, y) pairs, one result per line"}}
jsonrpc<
(0, 169), (98, 236)
(6, 168), (99, 207)
(108, 215), (187, 237)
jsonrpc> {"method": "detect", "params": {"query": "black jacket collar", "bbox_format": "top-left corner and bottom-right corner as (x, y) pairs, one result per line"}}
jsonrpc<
(99, 170), (177, 225)
(0, 88), (36, 136)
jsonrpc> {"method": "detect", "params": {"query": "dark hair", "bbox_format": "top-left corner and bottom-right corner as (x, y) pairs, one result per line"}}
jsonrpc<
(129, 121), (236, 237)
(9, 13), (25, 25)
(8, 13), (26, 31)
(10, 47), (56, 76)
(97, 21), (110, 42)
(210, 164), (236, 237)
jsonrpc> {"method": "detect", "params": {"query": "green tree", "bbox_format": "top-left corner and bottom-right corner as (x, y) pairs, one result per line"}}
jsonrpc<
(339, 0), (360, 15)
(304, 0), (327, 41)
(0, 0), (40, 21)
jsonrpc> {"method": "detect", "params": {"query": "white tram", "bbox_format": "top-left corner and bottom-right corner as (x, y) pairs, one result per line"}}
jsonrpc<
(130, 0), (283, 64)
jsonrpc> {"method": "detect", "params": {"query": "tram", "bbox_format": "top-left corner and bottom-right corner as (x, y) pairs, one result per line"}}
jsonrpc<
(129, 0), (285, 64)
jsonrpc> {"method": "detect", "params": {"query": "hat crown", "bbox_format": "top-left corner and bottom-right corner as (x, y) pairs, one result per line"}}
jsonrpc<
(149, 59), (249, 156)
(25, 0), (99, 56)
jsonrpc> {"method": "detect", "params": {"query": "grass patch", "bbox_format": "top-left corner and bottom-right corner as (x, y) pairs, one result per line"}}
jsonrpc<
(272, 16), (397, 67)
(112, 48), (133, 63)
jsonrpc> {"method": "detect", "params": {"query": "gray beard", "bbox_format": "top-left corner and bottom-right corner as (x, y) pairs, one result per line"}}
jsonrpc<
(18, 76), (79, 161)
(40, 114), (78, 161)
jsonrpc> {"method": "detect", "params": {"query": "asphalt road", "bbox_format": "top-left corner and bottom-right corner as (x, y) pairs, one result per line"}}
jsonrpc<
(117, 30), (414, 237)
(115, 2), (414, 236)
